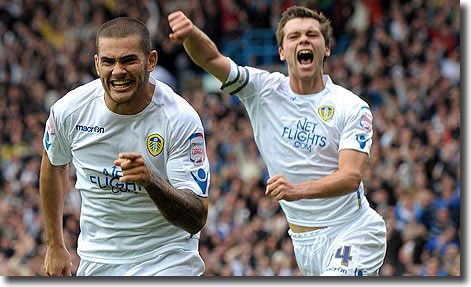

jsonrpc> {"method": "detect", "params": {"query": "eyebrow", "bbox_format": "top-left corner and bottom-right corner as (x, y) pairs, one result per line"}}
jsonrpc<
(287, 29), (320, 35)
(100, 54), (139, 62)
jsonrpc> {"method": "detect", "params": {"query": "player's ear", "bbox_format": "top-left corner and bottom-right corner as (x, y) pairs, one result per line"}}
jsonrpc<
(324, 43), (331, 57)
(278, 47), (285, 61)
(94, 54), (100, 76)
(147, 50), (157, 72)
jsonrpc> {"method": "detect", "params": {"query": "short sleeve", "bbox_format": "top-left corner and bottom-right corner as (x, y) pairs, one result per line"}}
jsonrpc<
(165, 109), (210, 197)
(43, 105), (73, 165)
(220, 58), (274, 100)
(338, 103), (373, 156)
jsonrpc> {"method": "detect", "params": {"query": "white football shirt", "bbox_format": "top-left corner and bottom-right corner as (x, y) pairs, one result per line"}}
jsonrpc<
(221, 58), (372, 226)
(43, 76), (210, 264)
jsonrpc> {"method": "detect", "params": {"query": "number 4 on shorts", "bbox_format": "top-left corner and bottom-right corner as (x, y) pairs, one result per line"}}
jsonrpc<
(334, 246), (352, 267)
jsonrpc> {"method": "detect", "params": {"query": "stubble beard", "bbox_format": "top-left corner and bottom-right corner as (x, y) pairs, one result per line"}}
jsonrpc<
(102, 68), (150, 105)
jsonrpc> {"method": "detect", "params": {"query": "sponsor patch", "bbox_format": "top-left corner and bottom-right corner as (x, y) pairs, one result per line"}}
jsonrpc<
(75, 124), (105, 133)
(318, 105), (334, 121)
(189, 133), (205, 166)
(44, 131), (52, 150)
(46, 114), (56, 135)
(191, 168), (208, 195)
(359, 107), (372, 133)
(356, 134), (368, 149)
(44, 107), (56, 150)
(147, 134), (164, 157)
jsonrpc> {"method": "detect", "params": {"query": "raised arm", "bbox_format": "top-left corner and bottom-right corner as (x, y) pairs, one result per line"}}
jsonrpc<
(39, 149), (72, 276)
(266, 149), (369, 201)
(168, 11), (230, 83)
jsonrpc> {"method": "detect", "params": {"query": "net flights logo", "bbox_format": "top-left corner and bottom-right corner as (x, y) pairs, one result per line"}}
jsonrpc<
(281, 117), (327, 152)
(89, 165), (143, 194)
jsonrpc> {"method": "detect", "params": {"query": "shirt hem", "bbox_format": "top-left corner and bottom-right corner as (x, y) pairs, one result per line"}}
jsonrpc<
(285, 203), (369, 227)
(77, 237), (199, 264)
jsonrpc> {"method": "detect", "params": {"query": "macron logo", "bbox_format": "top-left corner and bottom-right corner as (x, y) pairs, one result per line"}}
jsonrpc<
(76, 124), (105, 134)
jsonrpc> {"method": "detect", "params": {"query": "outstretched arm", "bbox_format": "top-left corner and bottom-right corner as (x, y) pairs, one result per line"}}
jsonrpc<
(168, 11), (230, 83)
(39, 150), (72, 276)
(265, 149), (369, 201)
(115, 152), (208, 235)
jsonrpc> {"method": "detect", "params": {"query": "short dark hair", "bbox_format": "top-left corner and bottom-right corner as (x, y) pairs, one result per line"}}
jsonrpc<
(276, 6), (333, 48)
(96, 17), (152, 56)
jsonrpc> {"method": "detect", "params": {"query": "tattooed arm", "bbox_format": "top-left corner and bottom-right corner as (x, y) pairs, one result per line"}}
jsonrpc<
(114, 152), (208, 235)
(143, 175), (208, 235)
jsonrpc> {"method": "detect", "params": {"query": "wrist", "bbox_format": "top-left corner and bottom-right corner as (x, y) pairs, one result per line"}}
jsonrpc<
(46, 239), (66, 249)
(296, 183), (306, 200)
(143, 173), (166, 193)
(143, 175), (157, 191)
(185, 25), (198, 43)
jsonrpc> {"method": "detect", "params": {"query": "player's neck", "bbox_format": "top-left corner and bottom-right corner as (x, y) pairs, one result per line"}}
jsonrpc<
(289, 74), (325, 95)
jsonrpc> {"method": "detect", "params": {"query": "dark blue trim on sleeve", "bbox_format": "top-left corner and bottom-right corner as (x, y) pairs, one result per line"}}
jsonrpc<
(228, 67), (250, 95)
(221, 65), (241, 90)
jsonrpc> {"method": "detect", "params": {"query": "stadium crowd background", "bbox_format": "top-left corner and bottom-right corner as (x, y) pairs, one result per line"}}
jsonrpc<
(0, 0), (460, 276)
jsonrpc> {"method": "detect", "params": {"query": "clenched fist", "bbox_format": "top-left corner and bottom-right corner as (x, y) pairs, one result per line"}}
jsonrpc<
(265, 174), (305, 201)
(168, 11), (195, 43)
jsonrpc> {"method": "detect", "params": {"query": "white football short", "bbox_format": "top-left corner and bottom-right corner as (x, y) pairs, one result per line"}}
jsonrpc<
(76, 249), (205, 276)
(289, 207), (386, 276)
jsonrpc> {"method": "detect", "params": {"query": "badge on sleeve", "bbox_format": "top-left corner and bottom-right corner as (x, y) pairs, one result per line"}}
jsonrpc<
(44, 107), (56, 150)
(359, 106), (373, 133)
(189, 133), (208, 195)
(189, 133), (205, 166)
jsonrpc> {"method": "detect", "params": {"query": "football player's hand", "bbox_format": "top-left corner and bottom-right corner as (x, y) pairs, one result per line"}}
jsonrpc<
(265, 174), (304, 201)
(114, 152), (154, 188)
(168, 11), (195, 43)
(44, 245), (72, 276)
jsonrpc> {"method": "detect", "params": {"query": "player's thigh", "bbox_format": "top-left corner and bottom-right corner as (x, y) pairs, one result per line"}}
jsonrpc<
(321, 210), (386, 276)
(292, 240), (324, 276)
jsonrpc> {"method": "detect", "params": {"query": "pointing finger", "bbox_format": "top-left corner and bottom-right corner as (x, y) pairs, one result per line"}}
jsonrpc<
(118, 152), (142, 160)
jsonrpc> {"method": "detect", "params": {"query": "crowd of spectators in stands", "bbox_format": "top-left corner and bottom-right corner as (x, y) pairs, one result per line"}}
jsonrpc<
(0, 0), (460, 276)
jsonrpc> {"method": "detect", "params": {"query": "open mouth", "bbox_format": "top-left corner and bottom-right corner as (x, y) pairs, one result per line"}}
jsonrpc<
(111, 79), (133, 89)
(297, 50), (314, 65)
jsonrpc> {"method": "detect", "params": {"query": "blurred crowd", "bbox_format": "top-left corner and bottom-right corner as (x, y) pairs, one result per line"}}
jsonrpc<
(0, 0), (460, 276)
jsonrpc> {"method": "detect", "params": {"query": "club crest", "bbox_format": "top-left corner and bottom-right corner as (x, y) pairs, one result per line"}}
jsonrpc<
(147, 134), (164, 157)
(318, 105), (334, 121)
